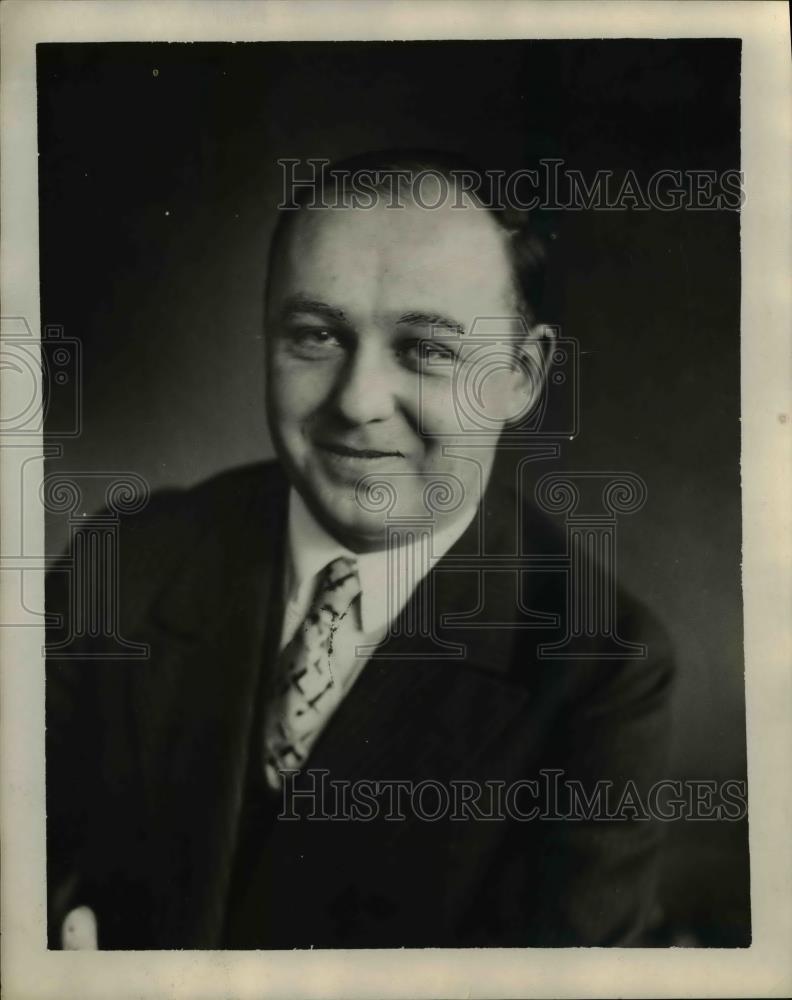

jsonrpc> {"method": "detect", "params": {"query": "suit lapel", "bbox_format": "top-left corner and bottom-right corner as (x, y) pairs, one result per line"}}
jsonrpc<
(130, 469), (287, 947)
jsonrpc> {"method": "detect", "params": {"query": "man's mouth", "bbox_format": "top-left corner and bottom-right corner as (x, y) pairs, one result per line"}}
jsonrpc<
(315, 441), (405, 460)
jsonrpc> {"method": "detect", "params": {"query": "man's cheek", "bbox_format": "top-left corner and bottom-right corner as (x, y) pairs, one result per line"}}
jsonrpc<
(415, 378), (460, 435)
(273, 365), (332, 422)
(429, 362), (523, 435)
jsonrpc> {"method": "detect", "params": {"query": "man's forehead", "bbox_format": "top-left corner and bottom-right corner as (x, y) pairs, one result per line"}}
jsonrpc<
(270, 198), (515, 315)
(287, 195), (504, 252)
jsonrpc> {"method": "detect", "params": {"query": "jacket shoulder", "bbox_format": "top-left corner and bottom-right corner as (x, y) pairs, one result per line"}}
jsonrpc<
(47, 460), (287, 643)
(121, 461), (286, 554)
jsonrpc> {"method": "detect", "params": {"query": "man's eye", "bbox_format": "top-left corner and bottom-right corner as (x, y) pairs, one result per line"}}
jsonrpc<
(284, 327), (343, 359)
(398, 339), (457, 370)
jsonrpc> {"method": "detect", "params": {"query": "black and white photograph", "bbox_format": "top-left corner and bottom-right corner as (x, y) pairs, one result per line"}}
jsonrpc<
(1, 2), (790, 998)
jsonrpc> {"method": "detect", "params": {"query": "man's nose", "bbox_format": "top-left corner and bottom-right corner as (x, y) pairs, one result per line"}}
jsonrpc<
(331, 343), (397, 425)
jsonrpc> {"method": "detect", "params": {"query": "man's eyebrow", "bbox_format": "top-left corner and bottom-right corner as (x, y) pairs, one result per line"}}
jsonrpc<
(396, 311), (467, 336)
(280, 295), (350, 324)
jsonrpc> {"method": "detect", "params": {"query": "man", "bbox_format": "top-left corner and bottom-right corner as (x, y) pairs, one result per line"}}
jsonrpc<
(46, 152), (674, 949)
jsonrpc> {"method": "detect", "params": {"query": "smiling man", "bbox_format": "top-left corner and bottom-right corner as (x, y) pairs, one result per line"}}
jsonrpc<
(46, 152), (674, 950)
(265, 173), (544, 548)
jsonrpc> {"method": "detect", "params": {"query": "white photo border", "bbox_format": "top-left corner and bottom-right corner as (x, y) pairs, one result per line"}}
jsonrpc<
(1, 2), (790, 997)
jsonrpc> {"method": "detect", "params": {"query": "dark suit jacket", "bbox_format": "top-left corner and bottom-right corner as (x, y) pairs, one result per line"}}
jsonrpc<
(46, 459), (674, 949)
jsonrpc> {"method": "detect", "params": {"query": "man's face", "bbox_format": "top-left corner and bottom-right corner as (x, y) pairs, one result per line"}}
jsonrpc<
(265, 193), (542, 551)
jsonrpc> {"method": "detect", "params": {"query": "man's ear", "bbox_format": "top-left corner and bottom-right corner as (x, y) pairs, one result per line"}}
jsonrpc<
(504, 323), (556, 425)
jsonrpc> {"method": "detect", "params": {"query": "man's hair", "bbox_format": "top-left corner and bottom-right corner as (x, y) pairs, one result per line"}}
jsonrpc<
(268, 149), (551, 326)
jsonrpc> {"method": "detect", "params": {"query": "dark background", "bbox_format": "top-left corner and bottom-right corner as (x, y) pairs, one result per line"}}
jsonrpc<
(37, 39), (748, 945)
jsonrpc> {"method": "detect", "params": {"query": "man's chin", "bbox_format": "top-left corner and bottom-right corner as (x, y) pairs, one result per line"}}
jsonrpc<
(295, 479), (389, 552)
(316, 510), (392, 554)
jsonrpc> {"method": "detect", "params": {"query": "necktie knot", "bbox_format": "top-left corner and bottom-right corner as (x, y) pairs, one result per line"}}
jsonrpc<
(312, 555), (361, 621)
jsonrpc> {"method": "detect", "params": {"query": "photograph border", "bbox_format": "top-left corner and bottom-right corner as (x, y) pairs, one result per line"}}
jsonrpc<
(2, 2), (790, 997)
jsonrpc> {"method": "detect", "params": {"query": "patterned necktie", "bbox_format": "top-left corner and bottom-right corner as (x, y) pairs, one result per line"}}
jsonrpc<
(263, 555), (361, 789)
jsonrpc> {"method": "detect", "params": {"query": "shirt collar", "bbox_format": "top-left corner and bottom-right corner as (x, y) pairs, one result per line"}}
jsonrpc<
(286, 487), (477, 634)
